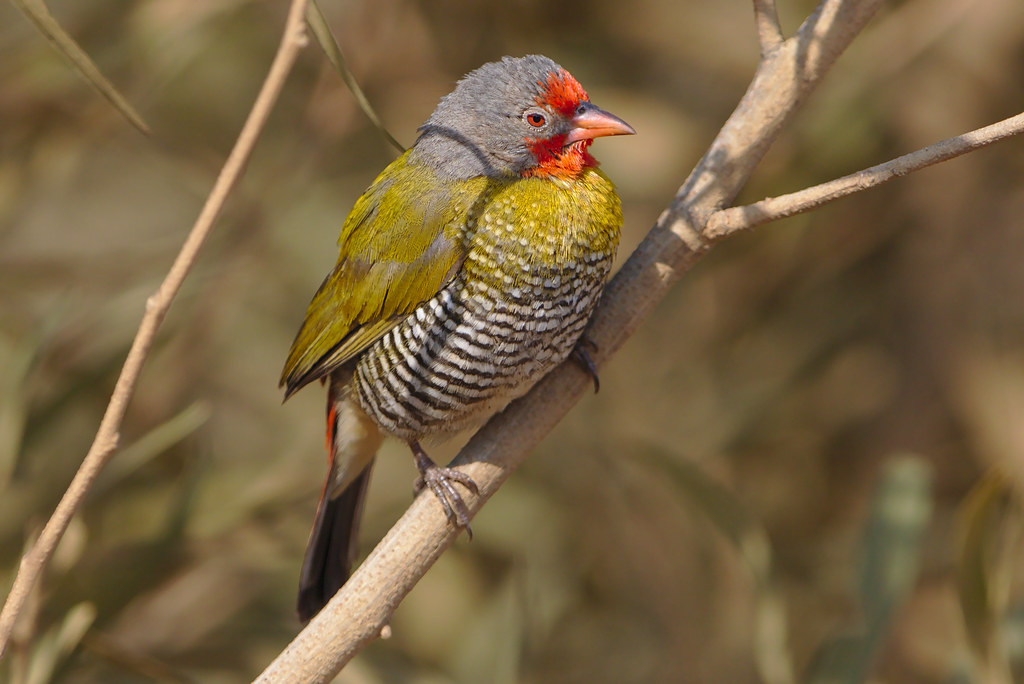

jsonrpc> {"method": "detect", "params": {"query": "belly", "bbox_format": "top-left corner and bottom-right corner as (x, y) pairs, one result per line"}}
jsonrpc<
(351, 273), (604, 441)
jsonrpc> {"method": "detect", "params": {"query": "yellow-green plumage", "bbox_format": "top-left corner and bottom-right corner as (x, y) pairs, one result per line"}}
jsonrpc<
(280, 150), (622, 420)
(281, 151), (490, 394)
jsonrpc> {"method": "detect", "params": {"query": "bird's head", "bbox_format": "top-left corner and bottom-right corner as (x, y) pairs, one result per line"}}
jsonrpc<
(413, 55), (635, 181)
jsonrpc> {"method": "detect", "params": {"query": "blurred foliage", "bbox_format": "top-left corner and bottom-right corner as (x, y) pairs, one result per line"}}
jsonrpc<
(2, 0), (1024, 682)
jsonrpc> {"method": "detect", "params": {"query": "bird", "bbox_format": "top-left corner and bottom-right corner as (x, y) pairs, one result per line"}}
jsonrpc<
(280, 55), (634, 621)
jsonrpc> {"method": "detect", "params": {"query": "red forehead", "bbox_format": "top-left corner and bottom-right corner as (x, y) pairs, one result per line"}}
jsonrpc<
(536, 69), (589, 117)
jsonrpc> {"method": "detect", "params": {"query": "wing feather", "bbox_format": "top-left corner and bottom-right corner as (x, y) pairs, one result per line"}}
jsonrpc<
(281, 151), (493, 397)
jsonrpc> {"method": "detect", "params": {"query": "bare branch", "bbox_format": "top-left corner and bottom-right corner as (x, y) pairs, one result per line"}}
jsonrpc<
(253, 0), (887, 681)
(754, 0), (784, 55)
(0, 0), (312, 658)
(704, 110), (1024, 241)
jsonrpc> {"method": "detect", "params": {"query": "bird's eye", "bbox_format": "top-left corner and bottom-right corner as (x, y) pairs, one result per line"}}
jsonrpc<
(525, 111), (547, 127)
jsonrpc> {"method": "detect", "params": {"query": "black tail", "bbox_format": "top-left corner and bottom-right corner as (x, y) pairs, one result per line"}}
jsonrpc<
(296, 465), (373, 622)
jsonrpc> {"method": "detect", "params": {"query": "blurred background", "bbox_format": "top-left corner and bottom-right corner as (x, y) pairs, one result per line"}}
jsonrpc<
(2, 0), (1024, 682)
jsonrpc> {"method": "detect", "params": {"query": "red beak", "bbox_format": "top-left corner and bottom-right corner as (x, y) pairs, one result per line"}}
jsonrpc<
(565, 102), (636, 144)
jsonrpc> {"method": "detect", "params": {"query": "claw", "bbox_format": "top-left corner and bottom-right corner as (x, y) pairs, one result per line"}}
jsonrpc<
(571, 337), (600, 393)
(410, 441), (478, 538)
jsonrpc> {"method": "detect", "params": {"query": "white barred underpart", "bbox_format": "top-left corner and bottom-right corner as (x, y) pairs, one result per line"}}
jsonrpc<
(352, 246), (613, 441)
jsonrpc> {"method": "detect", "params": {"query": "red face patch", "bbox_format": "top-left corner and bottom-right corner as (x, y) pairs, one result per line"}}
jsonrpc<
(524, 68), (596, 179)
(536, 68), (589, 118)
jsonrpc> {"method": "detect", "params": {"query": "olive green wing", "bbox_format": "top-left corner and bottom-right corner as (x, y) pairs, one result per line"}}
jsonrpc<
(280, 152), (489, 398)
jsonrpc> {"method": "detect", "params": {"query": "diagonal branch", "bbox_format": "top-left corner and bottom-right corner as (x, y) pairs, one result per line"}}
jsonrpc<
(704, 110), (1024, 240)
(253, 0), (889, 681)
(0, 0), (312, 658)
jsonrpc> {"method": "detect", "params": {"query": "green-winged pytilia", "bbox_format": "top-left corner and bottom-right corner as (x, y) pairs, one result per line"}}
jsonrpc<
(281, 55), (634, 621)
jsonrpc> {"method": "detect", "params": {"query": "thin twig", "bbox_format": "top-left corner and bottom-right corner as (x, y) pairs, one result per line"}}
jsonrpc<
(0, 0), (312, 658)
(254, 0), (887, 681)
(305, 0), (405, 153)
(12, 0), (151, 136)
(703, 111), (1024, 241)
(754, 0), (784, 55)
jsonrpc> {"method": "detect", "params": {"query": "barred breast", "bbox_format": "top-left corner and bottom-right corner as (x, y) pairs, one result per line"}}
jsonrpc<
(351, 220), (614, 439)
(351, 262), (610, 442)
(351, 168), (620, 441)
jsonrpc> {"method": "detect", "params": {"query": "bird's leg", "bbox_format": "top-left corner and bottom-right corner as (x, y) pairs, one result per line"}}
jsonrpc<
(571, 335), (600, 393)
(410, 441), (479, 538)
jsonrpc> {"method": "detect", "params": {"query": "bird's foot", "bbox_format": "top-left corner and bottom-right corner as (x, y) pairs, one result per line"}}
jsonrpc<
(411, 442), (479, 539)
(571, 336), (600, 393)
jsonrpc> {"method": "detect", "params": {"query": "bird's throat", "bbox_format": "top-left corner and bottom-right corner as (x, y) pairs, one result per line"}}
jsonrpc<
(523, 138), (597, 180)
